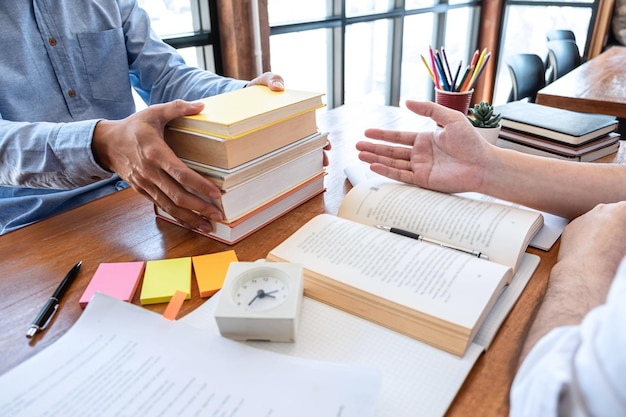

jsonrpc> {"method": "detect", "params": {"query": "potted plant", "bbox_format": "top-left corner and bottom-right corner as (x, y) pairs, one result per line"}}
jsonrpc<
(467, 101), (502, 144)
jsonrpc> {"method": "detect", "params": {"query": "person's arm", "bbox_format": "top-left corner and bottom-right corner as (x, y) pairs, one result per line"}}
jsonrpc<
(510, 202), (626, 417)
(518, 201), (626, 362)
(119, 0), (284, 104)
(0, 119), (113, 189)
(356, 100), (626, 219)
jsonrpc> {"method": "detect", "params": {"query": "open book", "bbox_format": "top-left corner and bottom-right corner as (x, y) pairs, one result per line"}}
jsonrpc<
(267, 179), (543, 356)
(182, 253), (539, 417)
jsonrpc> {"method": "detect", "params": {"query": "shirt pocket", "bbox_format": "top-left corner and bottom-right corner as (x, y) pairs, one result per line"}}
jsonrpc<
(77, 28), (131, 102)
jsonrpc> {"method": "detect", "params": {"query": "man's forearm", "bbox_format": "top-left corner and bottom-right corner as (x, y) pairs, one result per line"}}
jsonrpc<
(518, 259), (612, 364)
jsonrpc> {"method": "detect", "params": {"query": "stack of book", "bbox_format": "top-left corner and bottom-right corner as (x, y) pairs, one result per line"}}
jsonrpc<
(156, 86), (327, 244)
(494, 101), (620, 162)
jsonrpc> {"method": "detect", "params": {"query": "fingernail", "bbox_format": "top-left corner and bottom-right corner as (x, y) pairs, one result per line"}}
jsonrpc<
(273, 81), (284, 89)
(198, 222), (213, 233)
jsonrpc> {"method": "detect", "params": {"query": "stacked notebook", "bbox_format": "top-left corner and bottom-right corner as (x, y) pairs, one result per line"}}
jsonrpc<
(494, 101), (620, 162)
(157, 86), (328, 244)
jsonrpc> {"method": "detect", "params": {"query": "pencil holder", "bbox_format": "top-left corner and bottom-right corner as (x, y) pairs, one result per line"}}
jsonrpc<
(434, 88), (474, 115)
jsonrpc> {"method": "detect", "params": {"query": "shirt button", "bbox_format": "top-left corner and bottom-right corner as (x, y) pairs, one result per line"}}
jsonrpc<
(68, 89), (76, 98)
(48, 38), (57, 46)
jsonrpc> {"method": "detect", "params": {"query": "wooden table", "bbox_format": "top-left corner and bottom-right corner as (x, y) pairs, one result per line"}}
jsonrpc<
(0, 103), (618, 416)
(536, 45), (626, 118)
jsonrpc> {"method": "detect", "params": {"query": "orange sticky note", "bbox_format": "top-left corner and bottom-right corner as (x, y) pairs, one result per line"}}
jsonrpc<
(162, 290), (187, 320)
(140, 257), (192, 305)
(192, 250), (239, 297)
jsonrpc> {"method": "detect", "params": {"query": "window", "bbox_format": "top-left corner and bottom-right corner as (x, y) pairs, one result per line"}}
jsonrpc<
(133, 0), (220, 109)
(137, 0), (219, 72)
(268, 0), (603, 108)
(268, 1), (482, 109)
(493, 1), (596, 105)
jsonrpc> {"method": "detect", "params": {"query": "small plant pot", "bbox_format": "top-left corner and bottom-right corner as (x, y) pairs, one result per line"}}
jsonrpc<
(475, 125), (501, 145)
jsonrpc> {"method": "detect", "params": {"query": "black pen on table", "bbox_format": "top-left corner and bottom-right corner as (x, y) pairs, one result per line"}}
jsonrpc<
(376, 225), (489, 260)
(26, 260), (82, 338)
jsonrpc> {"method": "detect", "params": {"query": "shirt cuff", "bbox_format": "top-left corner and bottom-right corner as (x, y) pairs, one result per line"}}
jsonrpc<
(53, 119), (114, 187)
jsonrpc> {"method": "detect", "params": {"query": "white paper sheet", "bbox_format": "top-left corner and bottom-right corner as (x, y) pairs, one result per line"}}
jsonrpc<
(0, 293), (381, 417)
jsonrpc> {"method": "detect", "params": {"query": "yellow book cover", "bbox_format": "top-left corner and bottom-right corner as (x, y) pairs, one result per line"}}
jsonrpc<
(168, 86), (325, 138)
(140, 257), (192, 305)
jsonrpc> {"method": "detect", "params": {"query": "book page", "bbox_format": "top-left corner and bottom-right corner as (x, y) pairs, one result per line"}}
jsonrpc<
(344, 164), (561, 250)
(457, 192), (568, 251)
(0, 293), (380, 417)
(269, 214), (511, 331)
(338, 179), (543, 272)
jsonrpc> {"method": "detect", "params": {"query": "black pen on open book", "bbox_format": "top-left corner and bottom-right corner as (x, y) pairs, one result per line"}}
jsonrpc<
(376, 225), (489, 260)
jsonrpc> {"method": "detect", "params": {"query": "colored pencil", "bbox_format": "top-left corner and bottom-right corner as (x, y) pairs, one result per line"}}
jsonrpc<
(434, 49), (450, 91)
(451, 60), (462, 91)
(420, 54), (436, 84)
(441, 46), (453, 88)
(468, 52), (491, 91)
(428, 46), (440, 89)
(459, 65), (474, 92)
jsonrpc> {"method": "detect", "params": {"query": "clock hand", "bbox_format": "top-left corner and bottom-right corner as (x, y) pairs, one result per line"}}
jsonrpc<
(248, 289), (279, 305)
(248, 289), (262, 306)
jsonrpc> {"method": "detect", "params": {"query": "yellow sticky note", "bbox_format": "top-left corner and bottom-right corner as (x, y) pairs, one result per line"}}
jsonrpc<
(140, 257), (192, 305)
(192, 250), (239, 297)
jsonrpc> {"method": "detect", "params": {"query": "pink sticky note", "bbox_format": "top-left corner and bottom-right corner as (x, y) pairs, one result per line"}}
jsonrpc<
(79, 262), (145, 308)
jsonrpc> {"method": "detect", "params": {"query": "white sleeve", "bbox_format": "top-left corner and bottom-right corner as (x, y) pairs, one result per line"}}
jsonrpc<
(509, 257), (626, 417)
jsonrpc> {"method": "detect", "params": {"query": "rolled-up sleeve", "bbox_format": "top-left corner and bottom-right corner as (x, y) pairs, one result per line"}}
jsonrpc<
(510, 258), (626, 417)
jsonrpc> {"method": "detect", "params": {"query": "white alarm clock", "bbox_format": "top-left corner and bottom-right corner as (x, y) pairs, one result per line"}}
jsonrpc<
(214, 262), (304, 342)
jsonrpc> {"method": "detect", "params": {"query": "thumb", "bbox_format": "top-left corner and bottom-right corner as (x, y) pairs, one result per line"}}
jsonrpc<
(152, 99), (206, 122)
(405, 100), (466, 127)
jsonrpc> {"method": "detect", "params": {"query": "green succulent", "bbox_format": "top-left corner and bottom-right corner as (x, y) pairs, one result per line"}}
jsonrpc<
(467, 101), (502, 128)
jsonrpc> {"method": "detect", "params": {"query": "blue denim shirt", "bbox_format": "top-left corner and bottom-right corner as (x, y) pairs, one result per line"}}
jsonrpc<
(0, 0), (247, 234)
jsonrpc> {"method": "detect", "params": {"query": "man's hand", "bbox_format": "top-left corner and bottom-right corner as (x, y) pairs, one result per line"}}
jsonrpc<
(248, 72), (332, 166)
(356, 100), (492, 194)
(248, 72), (285, 91)
(518, 201), (626, 364)
(91, 100), (223, 233)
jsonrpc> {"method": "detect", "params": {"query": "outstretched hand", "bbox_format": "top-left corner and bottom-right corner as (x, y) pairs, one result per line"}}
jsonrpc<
(91, 99), (223, 233)
(356, 100), (492, 194)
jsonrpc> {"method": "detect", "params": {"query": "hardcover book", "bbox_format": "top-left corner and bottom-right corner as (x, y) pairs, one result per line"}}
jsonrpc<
(497, 134), (620, 162)
(155, 173), (326, 245)
(267, 179), (543, 356)
(495, 101), (618, 145)
(182, 132), (329, 190)
(165, 110), (320, 169)
(498, 129), (621, 161)
(168, 86), (325, 138)
(195, 146), (324, 223)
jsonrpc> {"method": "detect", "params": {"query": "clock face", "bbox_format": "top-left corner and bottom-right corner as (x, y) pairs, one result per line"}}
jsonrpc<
(233, 275), (289, 312)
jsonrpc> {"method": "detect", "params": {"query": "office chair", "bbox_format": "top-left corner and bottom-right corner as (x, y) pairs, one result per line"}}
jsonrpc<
(546, 39), (581, 82)
(505, 53), (546, 103)
(544, 30), (577, 82)
(546, 29), (576, 42)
